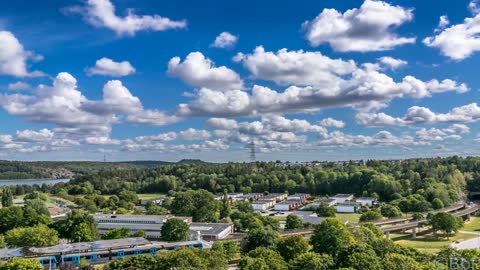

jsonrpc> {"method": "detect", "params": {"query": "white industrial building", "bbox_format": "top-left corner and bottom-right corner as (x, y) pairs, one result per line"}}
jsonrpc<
(252, 200), (276, 211)
(336, 202), (361, 213)
(274, 200), (301, 211)
(287, 193), (311, 203)
(356, 197), (377, 207)
(332, 194), (354, 204)
(306, 198), (337, 209)
(292, 211), (325, 225)
(93, 214), (233, 241)
(263, 193), (288, 202)
(189, 223), (234, 241)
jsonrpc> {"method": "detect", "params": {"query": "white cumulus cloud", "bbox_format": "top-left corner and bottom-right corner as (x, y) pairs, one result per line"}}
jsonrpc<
(87, 57), (136, 77)
(211, 32), (238, 48)
(168, 52), (243, 91)
(424, 13), (480, 60)
(66, 0), (186, 36)
(0, 31), (44, 77)
(303, 0), (415, 52)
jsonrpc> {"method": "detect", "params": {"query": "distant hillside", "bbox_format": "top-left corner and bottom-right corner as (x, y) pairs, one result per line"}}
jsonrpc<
(123, 160), (174, 167)
(177, 159), (208, 164)
(0, 159), (208, 179)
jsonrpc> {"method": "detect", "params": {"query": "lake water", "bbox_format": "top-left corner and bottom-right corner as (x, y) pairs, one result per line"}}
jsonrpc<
(0, 178), (70, 187)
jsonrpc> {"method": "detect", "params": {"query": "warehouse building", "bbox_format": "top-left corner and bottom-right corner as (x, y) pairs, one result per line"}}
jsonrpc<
(356, 197), (377, 207)
(93, 214), (233, 241)
(336, 202), (361, 213)
(332, 194), (354, 204)
(252, 200), (276, 211)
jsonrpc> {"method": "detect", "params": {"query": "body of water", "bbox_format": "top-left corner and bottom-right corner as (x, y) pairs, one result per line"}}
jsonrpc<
(0, 178), (70, 187)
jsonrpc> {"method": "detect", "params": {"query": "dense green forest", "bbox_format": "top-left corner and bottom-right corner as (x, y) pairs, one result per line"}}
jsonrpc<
(1, 156), (480, 269)
(70, 156), (480, 209)
(0, 159), (205, 180)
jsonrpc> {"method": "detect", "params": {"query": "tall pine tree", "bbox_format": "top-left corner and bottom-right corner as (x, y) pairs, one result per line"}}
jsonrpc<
(2, 188), (13, 208)
(220, 189), (231, 219)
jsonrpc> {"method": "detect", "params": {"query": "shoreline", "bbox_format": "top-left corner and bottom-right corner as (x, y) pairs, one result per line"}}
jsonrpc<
(0, 178), (70, 182)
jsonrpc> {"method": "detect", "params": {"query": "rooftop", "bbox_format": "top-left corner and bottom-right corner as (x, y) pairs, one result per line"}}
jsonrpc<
(337, 202), (361, 206)
(189, 223), (233, 236)
(356, 197), (376, 201)
(94, 214), (171, 220)
(29, 238), (151, 255)
(252, 200), (275, 204)
(317, 198), (336, 203)
(333, 194), (354, 198)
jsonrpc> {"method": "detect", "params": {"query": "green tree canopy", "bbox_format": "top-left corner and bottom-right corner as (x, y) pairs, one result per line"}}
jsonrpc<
(316, 202), (336, 217)
(133, 230), (147, 238)
(5, 224), (59, 247)
(103, 227), (131, 240)
(359, 210), (383, 222)
(160, 218), (190, 242)
(0, 234), (6, 249)
(212, 240), (240, 260)
(0, 207), (23, 234)
(171, 190), (219, 222)
(383, 253), (424, 270)
(1, 188), (13, 208)
(241, 227), (280, 253)
(380, 204), (403, 218)
(22, 199), (51, 226)
(220, 189), (231, 219)
(276, 235), (310, 262)
(429, 212), (464, 238)
(432, 198), (445, 210)
(310, 218), (355, 257)
(289, 252), (334, 270)
(53, 209), (99, 242)
(239, 247), (287, 270)
(2, 257), (44, 270)
(285, 214), (304, 230)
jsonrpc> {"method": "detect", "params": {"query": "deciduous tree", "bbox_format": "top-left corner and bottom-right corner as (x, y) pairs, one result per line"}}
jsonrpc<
(310, 218), (355, 257)
(160, 218), (190, 242)
(289, 252), (334, 270)
(276, 235), (310, 262)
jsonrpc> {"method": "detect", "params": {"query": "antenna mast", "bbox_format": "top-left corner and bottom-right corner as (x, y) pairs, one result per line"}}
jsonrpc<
(249, 140), (256, 162)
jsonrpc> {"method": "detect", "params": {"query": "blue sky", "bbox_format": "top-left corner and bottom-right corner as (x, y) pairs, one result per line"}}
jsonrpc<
(0, 0), (480, 162)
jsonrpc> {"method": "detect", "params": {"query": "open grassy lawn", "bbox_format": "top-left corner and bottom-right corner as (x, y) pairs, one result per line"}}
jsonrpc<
(137, 193), (166, 200)
(462, 216), (480, 232)
(11, 194), (78, 208)
(391, 230), (478, 254)
(47, 195), (78, 207)
(336, 213), (361, 224)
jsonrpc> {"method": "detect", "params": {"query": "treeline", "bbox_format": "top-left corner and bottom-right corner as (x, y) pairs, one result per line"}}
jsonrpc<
(102, 219), (468, 270)
(0, 160), (207, 180)
(0, 161), (48, 180)
(0, 160), (144, 180)
(70, 156), (480, 207)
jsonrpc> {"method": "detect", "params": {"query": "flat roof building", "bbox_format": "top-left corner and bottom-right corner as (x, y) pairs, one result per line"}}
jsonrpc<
(291, 211), (325, 225)
(356, 197), (377, 207)
(336, 202), (361, 213)
(332, 194), (354, 203)
(94, 214), (233, 241)
(252, 200), (276, 211)
(305, 198), (337, 209)
(189, 223), (234, 241)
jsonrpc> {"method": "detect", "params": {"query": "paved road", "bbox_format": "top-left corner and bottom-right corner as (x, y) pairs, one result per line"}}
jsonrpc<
(451, 235), (480, 250)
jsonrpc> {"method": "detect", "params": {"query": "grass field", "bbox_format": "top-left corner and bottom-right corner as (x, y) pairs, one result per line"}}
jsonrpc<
(336, 213), (361, 224)
(391, 230), (478, 254)
(462, 217), (480, 232)
(137, 193), (166, 200)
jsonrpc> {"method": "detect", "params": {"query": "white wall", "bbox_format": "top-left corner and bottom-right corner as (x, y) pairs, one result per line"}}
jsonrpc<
(336, 205), (356, 213)
(274, 204), (291, 211)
